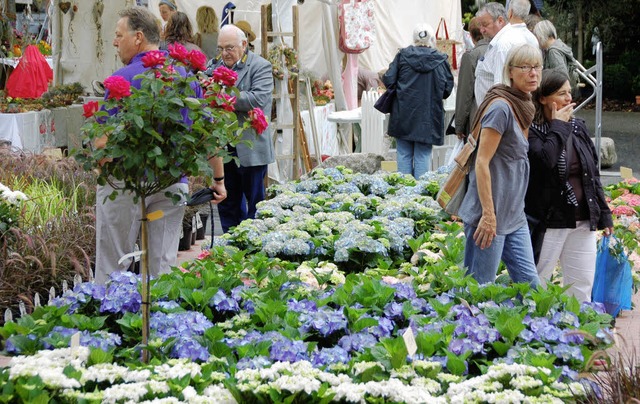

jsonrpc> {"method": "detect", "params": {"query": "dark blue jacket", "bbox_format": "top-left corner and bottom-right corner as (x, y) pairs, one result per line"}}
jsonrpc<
(382, 46), (454, 145)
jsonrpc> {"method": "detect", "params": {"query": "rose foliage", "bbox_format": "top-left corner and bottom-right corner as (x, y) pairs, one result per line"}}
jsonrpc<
(74, 45), (260, 202)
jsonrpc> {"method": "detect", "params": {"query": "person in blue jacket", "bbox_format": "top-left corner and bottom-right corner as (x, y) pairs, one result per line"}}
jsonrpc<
(382, 23), (454, 179)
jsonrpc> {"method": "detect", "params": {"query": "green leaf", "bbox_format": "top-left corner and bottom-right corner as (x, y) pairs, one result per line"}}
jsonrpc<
(133, 114), (144, 129)
(352, 317), (379, 333)
(445, 351), (468, 376)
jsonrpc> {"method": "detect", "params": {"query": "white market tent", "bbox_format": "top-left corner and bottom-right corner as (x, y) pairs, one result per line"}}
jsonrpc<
(51, 0), (463, 180)
(53, 0), (464, 105)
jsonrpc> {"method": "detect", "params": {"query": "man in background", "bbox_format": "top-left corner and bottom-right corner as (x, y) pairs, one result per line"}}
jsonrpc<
(455, 17), (489, 139)
(474, 0), (539, 105)
(95, 7), (226, 283)
(205, 24), (274, 233)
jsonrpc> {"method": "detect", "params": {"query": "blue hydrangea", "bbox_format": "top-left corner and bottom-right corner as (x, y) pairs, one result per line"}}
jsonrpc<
(299, 307), (348, 337)
(389, 282), (417, 301)
(236, 355), (272, 370)
(311, 346), (351, 367)
(288, 298), (318, 313)
(100, 272), (141, 314)
(270, 339), (309, 362)
(338, 332), (377, 353)
(172, 337), (210, 361)
(211, 289), (240, 313)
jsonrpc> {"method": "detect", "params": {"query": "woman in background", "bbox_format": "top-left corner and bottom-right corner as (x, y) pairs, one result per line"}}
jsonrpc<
(457, 44), (542, 287)
(194, 6), (219, 60)
(526, 69), (612, 302)
(381, 23), (453, 179)
(158, 0), (178, 44)
(163, 11), (202, 53)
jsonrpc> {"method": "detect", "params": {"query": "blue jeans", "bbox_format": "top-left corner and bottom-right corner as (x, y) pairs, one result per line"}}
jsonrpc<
(463, 223), (540, 287)
(395, 139), (432, 179)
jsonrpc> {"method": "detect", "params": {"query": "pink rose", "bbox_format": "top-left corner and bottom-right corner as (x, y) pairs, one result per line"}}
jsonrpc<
(168, 42), (189, 64)
(82, 101), (99, 118)
(141, 50), (166, 68)
(248, 107), (268, 134)
(210, 92), (236, 112)
(103, 75), (132, 100)
(212, 66), (238, 87)
(187, 49), (207, 72)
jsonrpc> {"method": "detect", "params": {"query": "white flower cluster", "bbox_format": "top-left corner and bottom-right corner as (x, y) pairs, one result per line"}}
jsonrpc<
(296, 260), (346, 288)
(9, 347), (89, 389)
(446, 363), (585, 403)
(153, 359), (203, 380)
(0, 182), (28, 205)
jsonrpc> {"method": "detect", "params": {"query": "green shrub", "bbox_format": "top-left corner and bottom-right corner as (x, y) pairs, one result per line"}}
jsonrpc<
(603, 63), (634, 101)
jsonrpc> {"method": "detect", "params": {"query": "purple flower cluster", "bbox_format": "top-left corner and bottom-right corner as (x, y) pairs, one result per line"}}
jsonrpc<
(236, 355), (272, 370)
(338, 332), (377, 353)
(446, 305), (500, 356)
(288, 298), (317, 312)
(299, 307), (348, 338)
(311, 346), (350, 367)
(270, 338), (309, 362)
(226, 330), (287, 348)
(100, 271), (142, 314)
(388, 282), (416, 300)
(151, 311), (213, 360)
(50, 282), (106, 313)
(211, 289), (240, 313)
(43, 326), (121, 351)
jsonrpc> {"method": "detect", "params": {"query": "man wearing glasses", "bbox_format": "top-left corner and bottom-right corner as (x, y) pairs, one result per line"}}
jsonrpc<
(474, 0), (538, 105)
(204, 24), (274, 233)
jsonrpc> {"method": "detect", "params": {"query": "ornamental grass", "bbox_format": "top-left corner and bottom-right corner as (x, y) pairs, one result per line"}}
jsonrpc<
(0, 150), (96, 319)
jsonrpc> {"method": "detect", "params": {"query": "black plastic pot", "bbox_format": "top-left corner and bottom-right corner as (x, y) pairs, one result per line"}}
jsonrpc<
(178, 223), (193, 251)
(196, 214), (209, 240)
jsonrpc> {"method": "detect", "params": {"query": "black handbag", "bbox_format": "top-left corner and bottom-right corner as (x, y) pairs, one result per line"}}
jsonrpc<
(374, 85), (396, 114)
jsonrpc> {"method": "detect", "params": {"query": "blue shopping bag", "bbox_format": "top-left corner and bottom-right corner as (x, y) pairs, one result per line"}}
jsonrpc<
(591, 236), (633, 317)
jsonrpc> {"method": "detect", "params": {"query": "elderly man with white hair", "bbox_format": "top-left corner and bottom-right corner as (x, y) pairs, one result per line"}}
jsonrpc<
(204, 24), (274, 233)
(381, 23), (454, 179)
(474, 0), (539, 105)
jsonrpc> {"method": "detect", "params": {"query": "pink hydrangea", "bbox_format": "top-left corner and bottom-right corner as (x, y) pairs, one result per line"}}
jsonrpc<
(612, 205), (637, 217)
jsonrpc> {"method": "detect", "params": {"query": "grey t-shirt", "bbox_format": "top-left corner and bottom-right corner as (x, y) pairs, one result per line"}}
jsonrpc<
(458, 100), (529, 234)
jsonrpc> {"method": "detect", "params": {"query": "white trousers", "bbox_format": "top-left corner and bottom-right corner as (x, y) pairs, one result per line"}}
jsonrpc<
(536, 221), (597, 302)
(95, 181), (188, 284)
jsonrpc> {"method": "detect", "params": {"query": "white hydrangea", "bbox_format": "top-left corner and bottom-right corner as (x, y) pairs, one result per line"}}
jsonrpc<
(0, 182), (27, 205)
(153, 359), (202, 380)
(410, 377), (442, 394)
(9, 347), (89, 389)
(81, 363), (132, 384)
(510, 375), (543, 390)
(101, 380), (170, 404)
(270, 374), (321, 395)
(199, 384), (238, 403)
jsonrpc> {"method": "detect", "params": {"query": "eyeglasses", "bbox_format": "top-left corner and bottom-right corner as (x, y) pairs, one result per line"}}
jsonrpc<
(217, 45), (237, 54)
(511, 65), (543, 73)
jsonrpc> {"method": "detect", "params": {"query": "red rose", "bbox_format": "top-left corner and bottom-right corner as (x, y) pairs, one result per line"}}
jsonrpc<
(82, 101), (100, 118)
(210, 92), (236, 112)
(187, 49), (207, 72)
(212, 66), (238, 87)
(168, 42), (189, 64)
(248, 107), (268, 135)
(103, 75), (132, 100)
(141, 50), (166, 68)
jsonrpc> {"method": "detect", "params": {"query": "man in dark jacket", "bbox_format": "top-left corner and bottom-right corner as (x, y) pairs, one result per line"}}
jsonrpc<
(382, 23), (454, 179)
(455, 17), (489, 139)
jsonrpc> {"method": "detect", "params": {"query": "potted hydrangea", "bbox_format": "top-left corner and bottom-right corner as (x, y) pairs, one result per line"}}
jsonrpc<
(74, 44), (268, 361)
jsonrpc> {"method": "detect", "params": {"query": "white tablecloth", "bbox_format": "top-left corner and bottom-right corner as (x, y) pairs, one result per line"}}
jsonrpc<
(300, 103), (339, 157)
(0, 105), (85, 153)
(0, 57), (53, 69)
